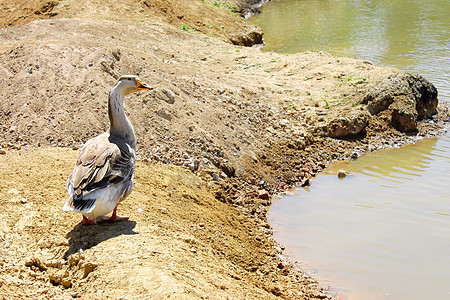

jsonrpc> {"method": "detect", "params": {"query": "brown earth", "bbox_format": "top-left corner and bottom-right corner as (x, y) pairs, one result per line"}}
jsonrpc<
(1, 0), (449, 299)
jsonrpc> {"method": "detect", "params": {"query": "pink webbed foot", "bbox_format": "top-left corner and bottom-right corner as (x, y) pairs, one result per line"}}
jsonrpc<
(101, 207), (129, 223)
(82, 215), (99, 225)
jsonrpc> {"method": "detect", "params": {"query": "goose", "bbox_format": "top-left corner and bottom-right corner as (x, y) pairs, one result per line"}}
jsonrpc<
(63, 75), (153, 225)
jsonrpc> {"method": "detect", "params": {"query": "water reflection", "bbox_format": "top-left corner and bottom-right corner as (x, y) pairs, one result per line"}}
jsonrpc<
(324, 138), (437, 181)
(269, 136), (450, 299)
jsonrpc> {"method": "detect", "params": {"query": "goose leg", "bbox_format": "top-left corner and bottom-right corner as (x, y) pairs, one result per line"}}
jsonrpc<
(82, 215), (98, 225)
(102, 206), (129, 223)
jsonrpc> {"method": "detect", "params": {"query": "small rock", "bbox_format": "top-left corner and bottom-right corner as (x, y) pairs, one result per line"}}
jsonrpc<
(338, 170), (348, 179)
(161, 89), (176, 104)
(83, 262), (98, 278)
(61, 277), (72, 289)
(273, 246), (282, 253)
(188, 160), (200, 172)
(277, 262), (287, 269)
(25, 257), (47, 271)
(68, 252), (84, 267)
(0, 149), (6, 155)
(246, 150), (258, 163)
(212, 173), (220, 181)
(351, 152), (360, 160)
(258, 189), (270, 200)
(220, 162), (235, 177)
(279, 119), (289, 128)
(301, 178), (310, 187)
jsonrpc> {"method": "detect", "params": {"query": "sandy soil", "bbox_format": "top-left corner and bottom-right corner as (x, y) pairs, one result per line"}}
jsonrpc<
(1, 148), (324, 299)
(0, 0), (449, 299)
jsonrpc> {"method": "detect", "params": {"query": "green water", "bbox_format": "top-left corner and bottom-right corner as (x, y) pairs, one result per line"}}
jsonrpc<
(251, 1), (450, 299)
(251, 0), (450, 100)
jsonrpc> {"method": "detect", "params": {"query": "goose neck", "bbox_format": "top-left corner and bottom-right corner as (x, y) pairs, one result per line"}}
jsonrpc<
(108, 88), (136, 149)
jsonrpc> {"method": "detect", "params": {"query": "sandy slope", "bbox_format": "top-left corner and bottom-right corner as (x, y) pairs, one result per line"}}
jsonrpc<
(1, 148), (322, 299)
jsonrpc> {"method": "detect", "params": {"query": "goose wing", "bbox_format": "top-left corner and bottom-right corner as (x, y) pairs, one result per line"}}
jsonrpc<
(65, 133), (135, 212)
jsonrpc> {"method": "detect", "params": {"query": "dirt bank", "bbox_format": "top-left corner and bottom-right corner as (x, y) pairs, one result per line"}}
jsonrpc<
(0, 0), (449, 299)
(1, 148), (326, 299)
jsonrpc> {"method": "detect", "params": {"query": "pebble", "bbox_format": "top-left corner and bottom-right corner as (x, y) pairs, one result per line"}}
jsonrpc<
(0, 149), (6, 155)
(61, 278), (72, 289)
(337, 170), (348, 179)
(258, 189), (270, 199)
(212, 173), (220, 181)
(273, 246), (282, 253)
(161, 89), (176, 104)
(82, 262), (98, 278)
(351, 152), (360, 160)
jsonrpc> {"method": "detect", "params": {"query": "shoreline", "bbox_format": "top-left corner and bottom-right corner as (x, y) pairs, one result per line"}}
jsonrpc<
(1, 1), (450, 299)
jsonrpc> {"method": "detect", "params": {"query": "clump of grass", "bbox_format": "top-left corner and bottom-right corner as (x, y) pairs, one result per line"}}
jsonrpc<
(324, 99), (332, 109)
(338, 73), (368, 86)
(286, 104), (298, 110)
(201, 0), (239, 14)
(180, 24), (195, 32)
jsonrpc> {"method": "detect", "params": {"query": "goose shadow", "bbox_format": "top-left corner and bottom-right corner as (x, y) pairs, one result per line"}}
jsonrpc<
(63, 220), (137, 259)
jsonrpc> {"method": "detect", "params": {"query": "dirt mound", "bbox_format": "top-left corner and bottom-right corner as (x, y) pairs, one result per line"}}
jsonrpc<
(0, 0), (263, 46)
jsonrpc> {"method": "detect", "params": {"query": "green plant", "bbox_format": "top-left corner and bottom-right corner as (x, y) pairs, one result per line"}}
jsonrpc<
(180, 24), (195, 31)
(286, 104), (298, 110)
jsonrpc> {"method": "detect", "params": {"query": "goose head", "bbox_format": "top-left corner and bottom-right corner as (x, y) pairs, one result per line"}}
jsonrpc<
(114, 75), (153, 96)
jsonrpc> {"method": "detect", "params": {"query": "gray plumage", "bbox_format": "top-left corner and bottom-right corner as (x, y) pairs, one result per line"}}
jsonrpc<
(63, 75), (152, 224)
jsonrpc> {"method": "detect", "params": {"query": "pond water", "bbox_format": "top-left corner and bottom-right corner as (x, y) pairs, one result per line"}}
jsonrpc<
(251, 0), (450, 299)
(269, 136), (450, 299)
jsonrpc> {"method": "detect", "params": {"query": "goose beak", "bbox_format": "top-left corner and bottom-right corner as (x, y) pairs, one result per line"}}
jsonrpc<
(137, 80), (153, 90)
